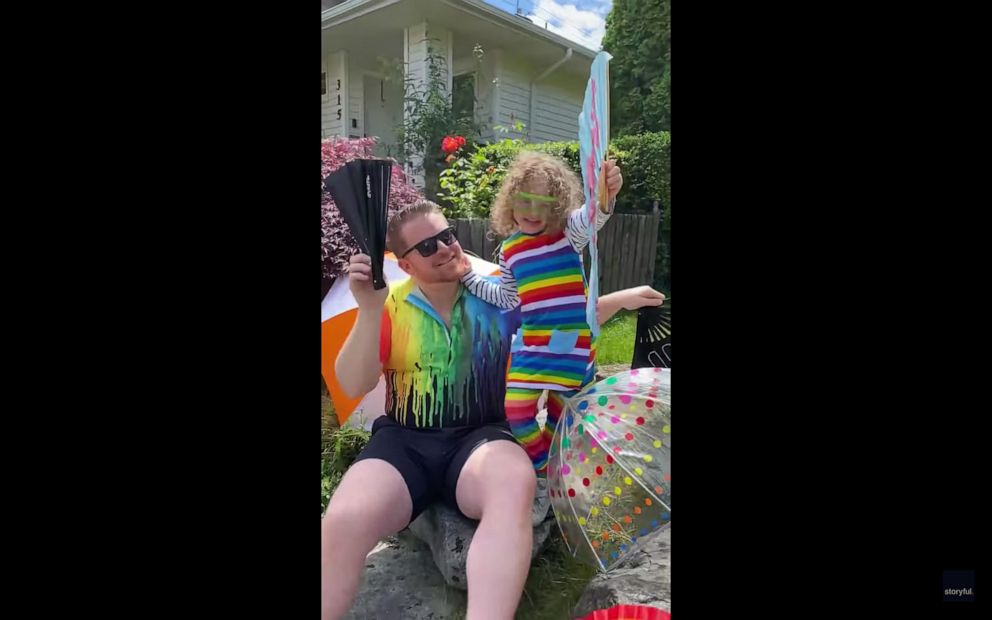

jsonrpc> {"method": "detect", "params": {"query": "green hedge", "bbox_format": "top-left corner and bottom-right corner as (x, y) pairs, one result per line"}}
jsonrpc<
(437, 131), (670, 290)
(611, 132), (670, 223)
(438, 132), (669, 218)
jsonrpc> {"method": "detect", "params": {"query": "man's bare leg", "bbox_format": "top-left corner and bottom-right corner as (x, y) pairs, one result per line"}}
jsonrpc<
(321, 458), (412, 620)
(456, 440), (537, 620)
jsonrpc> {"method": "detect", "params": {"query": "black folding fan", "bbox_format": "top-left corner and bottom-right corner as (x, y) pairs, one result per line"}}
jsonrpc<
(323, 159), (392, 289)
(631, 300), (671, 369)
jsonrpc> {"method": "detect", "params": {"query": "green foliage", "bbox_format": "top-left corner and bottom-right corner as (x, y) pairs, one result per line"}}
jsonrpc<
(439, 132), (669, 221)
(602, 0), (671, 135)
(396, 43), (483, 198)
(321, 425), (371, 515)
(610, 132), (670, 220)
(437, 155), (500, 219)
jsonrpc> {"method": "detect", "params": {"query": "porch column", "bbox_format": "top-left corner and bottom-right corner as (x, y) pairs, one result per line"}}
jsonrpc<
(403, 22), (452, 190)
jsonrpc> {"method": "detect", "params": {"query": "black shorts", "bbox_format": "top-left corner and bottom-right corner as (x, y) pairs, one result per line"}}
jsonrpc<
(353, 415), (520, 523)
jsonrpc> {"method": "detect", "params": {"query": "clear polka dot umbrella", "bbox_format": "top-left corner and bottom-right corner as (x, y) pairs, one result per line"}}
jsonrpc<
(547, 367), (670, 571)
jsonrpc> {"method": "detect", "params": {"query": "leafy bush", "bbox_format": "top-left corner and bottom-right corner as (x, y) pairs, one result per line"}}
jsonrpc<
(436, 146), (510, 218)
(610, 132), (670, 221)
(438, 132), (669, 222)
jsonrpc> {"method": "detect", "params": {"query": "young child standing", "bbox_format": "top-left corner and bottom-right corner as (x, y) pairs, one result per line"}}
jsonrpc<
(461, 151), (623, 474)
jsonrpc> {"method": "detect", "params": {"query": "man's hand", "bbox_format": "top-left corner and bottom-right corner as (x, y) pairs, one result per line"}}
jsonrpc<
(347, 253), (388, 311)
(337, 253), (388, 399)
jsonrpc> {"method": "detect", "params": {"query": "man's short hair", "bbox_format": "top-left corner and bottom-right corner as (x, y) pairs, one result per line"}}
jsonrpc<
(386, 200), (444, 255)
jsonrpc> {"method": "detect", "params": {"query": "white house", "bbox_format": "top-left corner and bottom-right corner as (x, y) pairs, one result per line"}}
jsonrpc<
(321, 0), (596, 185)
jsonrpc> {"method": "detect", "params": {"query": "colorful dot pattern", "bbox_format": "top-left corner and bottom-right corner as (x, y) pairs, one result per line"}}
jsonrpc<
(546, 367), (671, 570)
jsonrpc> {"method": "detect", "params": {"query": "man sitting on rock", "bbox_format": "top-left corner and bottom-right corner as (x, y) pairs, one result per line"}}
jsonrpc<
(322, 199), (664, 620)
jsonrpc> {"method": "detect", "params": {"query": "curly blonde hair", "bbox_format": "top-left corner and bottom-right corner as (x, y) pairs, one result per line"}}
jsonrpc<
(491, 151), (584, 236)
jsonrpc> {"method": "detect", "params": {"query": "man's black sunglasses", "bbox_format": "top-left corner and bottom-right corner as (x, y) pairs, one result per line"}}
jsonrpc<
(400, 227), (458, 258)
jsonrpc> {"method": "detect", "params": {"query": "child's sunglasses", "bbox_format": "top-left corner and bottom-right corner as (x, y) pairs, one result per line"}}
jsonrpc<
(400, 226), (458, 258)
(512, 192), (557, 217)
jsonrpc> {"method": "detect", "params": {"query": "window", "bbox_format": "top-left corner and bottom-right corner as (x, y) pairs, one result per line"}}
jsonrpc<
(452, 73), (476, 122)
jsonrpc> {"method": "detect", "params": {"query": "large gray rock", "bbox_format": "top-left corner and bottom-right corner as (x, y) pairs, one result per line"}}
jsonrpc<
(572, 526), (671, 617)
(344, 535), (467, 620)
(407, 499), (556, 590)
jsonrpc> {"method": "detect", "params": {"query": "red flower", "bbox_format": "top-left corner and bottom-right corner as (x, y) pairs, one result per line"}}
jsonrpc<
(442, 135), (466, 155)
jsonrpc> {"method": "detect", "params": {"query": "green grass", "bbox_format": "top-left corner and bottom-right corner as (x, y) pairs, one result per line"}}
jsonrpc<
(596, 310), (637, 365)
(515, 528), (599, 620)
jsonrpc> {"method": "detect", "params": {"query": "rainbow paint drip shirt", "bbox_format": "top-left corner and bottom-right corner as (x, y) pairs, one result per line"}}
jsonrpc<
(379, 276), (521, 429)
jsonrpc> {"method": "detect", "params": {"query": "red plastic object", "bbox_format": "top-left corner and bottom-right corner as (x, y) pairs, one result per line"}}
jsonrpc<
(575, 603), (670, 620)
